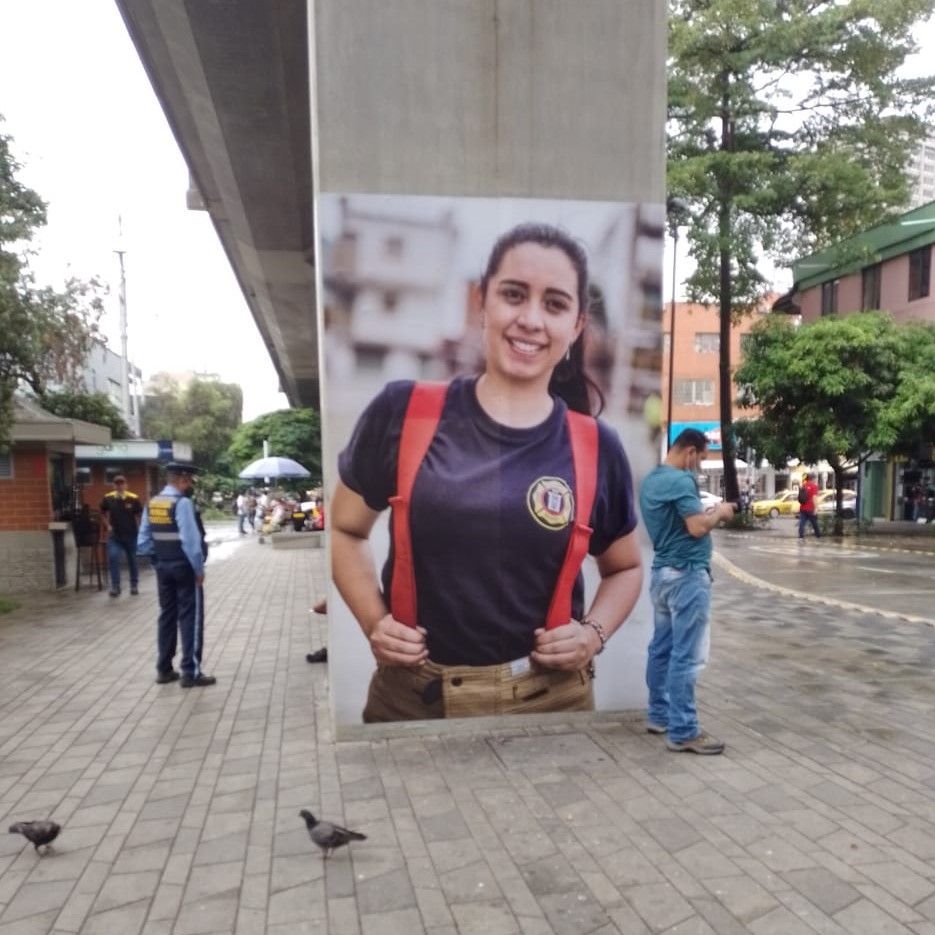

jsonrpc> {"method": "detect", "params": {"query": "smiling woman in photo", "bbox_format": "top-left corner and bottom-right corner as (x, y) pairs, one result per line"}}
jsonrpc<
(330, 223), (643, 721)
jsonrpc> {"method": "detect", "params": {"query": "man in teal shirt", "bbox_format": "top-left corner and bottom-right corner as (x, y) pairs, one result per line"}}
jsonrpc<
(639, 429), (735, 754)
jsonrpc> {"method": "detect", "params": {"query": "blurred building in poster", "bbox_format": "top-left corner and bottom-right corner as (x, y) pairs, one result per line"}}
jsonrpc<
(321, 195), (664, 482)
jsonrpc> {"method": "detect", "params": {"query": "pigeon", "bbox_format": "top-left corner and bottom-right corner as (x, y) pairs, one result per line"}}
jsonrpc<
(299, 809), (366, 859)
(9, 820), (61, 854)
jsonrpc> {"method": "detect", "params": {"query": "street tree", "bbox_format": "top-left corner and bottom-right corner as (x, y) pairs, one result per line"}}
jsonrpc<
(227, 408), (321, 484)
(1, 123), (105, 448)
(39, 390), (130, 439)
(876, 320), (935, 454)
(733, 311), (935, 533)
(141, 373), (243, 470)
(668, 0), (935, 501)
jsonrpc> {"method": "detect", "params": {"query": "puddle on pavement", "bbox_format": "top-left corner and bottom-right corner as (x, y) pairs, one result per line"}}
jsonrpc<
(206, 538), (246, 563)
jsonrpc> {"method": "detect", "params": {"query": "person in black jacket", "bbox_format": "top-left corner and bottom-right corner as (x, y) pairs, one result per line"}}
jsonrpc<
(100, 475), (143, 597)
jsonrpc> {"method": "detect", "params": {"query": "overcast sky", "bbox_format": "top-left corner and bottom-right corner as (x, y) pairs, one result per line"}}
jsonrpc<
(0, 1), (289, 420)
(1, 2), (933, 418)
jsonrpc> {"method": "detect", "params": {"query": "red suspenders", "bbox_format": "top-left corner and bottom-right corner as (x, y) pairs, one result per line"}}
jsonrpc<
(544, 410), (598, 630)
(388, 382), (599, 631)
(388, 382), (448, 629)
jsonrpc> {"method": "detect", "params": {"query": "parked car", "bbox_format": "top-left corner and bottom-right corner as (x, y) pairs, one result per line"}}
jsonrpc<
(816, 489), (857, 518)
(752, 489), (801, 519)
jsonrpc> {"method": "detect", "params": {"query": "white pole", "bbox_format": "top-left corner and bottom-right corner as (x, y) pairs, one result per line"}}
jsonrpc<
(263, 438), (269, 458)
(115, 218), (130, 430)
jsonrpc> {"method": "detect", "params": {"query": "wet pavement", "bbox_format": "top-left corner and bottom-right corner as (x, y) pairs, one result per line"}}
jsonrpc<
(714, 522), (935, 626)
(1, 522), (935, 934)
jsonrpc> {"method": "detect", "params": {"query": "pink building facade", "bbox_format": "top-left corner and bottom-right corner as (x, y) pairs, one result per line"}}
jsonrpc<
(796, 249), (935, 324)
(781, 201), (935, 521)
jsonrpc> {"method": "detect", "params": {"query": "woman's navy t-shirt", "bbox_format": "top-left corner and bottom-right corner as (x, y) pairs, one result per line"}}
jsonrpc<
(338, 376), (637, 666)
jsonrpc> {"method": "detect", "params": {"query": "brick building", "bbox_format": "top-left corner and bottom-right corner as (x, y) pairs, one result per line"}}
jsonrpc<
(662, 300), (774, 497)
(76, 439), (195, 511)
(778, 200), (935, 520)
(1, 398), (110, 593)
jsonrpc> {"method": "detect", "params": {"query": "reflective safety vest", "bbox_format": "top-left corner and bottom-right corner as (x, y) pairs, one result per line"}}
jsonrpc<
(389, 382), (598, 631)
(148, 492), (187, 563)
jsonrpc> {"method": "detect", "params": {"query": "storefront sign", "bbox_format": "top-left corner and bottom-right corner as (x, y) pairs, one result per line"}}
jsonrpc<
(669, 420), (722, 450)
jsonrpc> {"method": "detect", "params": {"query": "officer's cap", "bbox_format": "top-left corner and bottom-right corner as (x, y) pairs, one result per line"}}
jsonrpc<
(165, 462), (199, 477)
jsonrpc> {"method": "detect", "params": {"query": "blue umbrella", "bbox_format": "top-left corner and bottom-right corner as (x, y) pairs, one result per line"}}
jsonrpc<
(238, 456), (311, 480)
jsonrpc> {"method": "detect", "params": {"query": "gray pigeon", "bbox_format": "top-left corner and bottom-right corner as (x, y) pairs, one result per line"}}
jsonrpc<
(9, 820), (61, 854)
(299, 809), (366, 859)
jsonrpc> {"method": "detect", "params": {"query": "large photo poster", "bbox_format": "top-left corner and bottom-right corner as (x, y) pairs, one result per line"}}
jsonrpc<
(318, 194), (664, 727)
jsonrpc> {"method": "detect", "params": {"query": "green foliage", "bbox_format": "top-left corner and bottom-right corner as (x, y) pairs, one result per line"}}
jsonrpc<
(141, 374), (243, 471)
(875, 320), (935, 452)
(668, 0), (935, 499)
(734, 312), (935, 532)
(226, 408), (321, 484)
(723, 511), (768, 532)
(39, 390), (130, 439)
(1, 123), (105, 448)
(0, 596), (20, 615)
(193, 469), (238, 513)
(140, 372), (183, 441)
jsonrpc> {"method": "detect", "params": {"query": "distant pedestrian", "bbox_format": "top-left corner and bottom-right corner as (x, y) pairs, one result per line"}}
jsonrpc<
(797, 472), (821, 540)
(639, 428), (736, 754)
(907, 483), (922, 522)
(100, 475), (143, 597)
(137, 463), (216, 688)
(236, 491), (247, 535)
(255, 490), (269, 534)
(741, 483), (755, 517)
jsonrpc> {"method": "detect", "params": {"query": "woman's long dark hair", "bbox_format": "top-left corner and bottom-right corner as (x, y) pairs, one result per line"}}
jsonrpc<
(479, 223), (604, 416)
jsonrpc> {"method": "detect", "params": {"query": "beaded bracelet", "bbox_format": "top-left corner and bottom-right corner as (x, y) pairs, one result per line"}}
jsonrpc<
(581, 618), (607, 654)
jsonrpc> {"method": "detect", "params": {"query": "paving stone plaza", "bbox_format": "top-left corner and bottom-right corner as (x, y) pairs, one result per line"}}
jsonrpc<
(2, 532), (935, 934)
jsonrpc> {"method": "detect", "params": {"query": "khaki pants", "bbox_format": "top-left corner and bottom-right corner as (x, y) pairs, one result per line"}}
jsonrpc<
(362, 658), (594, 722)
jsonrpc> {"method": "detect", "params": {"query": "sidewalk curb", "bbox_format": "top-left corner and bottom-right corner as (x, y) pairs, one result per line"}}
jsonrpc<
(833, 540), (935, 558)
(721, 529), (935, 559)
(712, 549), (935, 629)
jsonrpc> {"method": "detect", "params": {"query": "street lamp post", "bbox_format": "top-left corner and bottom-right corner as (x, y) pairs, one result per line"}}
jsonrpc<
(665, 197), (689, 451)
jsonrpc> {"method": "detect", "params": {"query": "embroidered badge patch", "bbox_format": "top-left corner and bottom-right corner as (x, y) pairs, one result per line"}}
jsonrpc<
(527, 477), (575, 530)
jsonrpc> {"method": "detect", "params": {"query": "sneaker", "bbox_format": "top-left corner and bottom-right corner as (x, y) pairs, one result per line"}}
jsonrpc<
(646, 722), (667, 735)
(155, 670), (180, 684)
(666, 732), (725, 755)
(130, 587), (139, 596)
(306, 648), (328, 663)
(109, 589), (120, 598)
(179, 674), (217, 688)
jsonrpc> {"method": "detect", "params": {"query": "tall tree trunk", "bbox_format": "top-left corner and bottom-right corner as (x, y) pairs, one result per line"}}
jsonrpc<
(718, 72), (739, 503)
(831, 462), (846, 537)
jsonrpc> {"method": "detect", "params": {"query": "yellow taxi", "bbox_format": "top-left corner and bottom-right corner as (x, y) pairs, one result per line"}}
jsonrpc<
(752, 489), (801, 518)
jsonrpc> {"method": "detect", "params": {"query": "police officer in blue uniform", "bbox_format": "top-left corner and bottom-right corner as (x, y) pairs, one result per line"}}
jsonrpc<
(137, 463), (216, 687)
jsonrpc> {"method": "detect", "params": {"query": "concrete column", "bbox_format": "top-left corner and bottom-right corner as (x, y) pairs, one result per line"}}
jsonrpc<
(312, 0), (665, 200)
(313, 1), (667, 729)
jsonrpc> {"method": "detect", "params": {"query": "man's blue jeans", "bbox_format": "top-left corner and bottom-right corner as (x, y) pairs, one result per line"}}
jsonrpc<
(798, 510), (820, 538)
(107, 537), (139, 593)
(646, 566), (711, 743)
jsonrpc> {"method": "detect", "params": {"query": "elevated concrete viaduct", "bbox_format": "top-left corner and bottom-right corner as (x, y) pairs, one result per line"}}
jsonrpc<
(113, 1), (666, 414)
